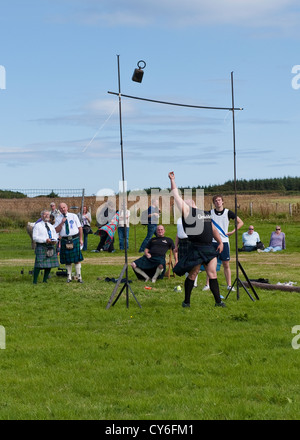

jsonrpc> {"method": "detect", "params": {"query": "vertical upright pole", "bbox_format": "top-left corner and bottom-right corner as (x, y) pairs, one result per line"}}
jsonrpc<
(231, 72), (239, 299)
(117, 55), (129, 307)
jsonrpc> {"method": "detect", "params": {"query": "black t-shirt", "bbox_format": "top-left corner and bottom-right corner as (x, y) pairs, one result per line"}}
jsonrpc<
(182, 207), (213, 244)
(146, 236), (175, 256)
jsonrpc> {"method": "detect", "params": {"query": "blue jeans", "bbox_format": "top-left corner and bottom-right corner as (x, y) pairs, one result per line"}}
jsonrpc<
(263, 246), (282, 252)
(139, 224), (157, 252)
(82, 230), (89, 251)
(243, 245), (257, 252)
(118, 227), (129, 250)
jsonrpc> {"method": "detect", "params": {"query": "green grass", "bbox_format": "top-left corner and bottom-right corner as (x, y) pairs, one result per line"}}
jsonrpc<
(0, 223), (300, 420)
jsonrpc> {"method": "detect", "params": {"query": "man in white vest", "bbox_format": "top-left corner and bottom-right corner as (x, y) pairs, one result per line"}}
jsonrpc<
(203, 195), (244, 292)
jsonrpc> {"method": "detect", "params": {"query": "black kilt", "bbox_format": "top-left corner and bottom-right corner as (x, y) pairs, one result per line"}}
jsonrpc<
(178, 238), (191, 261)
(60, 236), (84, 265)
(134, 255), (166, 280)
(173, 243), (218, 276)
(34, 244), (59, 269)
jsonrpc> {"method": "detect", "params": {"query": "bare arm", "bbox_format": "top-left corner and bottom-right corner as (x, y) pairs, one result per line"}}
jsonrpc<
(227, 215), (244, 237)
(168, 172), (189, 219)
(212, 224), (224, 254)
(144, 247), (151, 258)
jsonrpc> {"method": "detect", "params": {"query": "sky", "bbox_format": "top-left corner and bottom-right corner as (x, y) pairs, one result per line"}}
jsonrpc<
(1, 0), (300, 196)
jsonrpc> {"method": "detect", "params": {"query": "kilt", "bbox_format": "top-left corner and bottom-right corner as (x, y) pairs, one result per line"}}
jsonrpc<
(60, 235), (84, 265)
(134, 255), (166, 280)
(34, 244), (59, 269)
(173, 243), (218, 276)
(178, 238), (191, 261)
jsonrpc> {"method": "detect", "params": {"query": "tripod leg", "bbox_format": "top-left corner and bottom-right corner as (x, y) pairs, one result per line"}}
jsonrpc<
(237, 278), (255, 302)
(112, 282), (126, 306)
(238, 262), (259, 300)
(106, 264), (127, 309)
(128, 283), (142, 308)
(225, 277), (238, 300)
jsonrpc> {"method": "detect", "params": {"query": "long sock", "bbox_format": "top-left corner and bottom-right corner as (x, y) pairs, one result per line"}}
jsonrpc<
(184, 277), (194, 304)
(43, 268), (51, 283)
(134, 267), (149, 281)
(152, 266), (163, 282)
(66, 264), (72, 280)
(33, 267), (40, 284)
(209, 278), (221, 304)
(75, 263), (81, 279)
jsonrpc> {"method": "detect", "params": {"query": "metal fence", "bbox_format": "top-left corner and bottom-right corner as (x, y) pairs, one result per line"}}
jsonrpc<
(2, 189), (85, 198)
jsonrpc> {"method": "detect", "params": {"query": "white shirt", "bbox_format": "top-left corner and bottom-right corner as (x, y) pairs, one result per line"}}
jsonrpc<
(32, 221), (58, 243)
(242, 231), (260, 246)
(55, 212), (81, 237)
(177, 218), (188, 239)
(118, 210), (130, 227)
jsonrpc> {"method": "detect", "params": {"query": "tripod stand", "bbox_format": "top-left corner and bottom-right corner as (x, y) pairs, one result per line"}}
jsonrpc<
(226, 73), (259, 302)
(106, 55), (141, 309)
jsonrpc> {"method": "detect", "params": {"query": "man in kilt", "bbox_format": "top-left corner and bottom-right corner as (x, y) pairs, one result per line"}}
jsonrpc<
(131, 225), (176, 283)
(55, 203), (84, 283)
(175, 200), (198, 288)
(169, 172), (225, 308)
(32, 210), (59, 284)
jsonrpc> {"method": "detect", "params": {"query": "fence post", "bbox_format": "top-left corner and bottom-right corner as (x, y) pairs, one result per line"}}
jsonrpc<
(249, 202), (253, 216)
(289, 203), (293, 217)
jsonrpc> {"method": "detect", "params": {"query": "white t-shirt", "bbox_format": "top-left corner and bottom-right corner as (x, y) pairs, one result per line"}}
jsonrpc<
(242, 231), (260, 247)
(176, 217), (188, 239)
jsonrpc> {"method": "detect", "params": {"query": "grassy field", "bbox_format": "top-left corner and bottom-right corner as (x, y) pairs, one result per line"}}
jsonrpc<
(0, 220), (300, 420)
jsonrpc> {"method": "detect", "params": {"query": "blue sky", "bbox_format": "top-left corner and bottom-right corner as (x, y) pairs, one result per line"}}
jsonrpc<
(1, 0), (300, 196)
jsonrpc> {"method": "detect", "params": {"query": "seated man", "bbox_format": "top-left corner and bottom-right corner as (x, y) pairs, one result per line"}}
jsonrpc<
(241, 225), (260, 252)
(131, 225), (176, 283)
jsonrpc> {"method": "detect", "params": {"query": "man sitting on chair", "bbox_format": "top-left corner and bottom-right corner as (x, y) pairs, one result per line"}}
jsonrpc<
(131, 225), (176, 283)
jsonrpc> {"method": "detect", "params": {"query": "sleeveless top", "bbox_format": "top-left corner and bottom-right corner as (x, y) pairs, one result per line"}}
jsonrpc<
(182, 207), (213, 244)
(210, 208), (232, 243)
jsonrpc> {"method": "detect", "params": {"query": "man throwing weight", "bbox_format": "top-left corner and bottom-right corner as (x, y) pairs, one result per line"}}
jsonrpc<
(169, 171), (225, 308)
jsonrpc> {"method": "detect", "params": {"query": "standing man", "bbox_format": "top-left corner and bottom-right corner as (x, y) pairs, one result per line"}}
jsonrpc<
(169, 172), (225, 308)
(139, 199), (160, 252)
(203, 194), (244, 292)
(55, 203), (84, 283)
(118, 209), (130, 250)
(32, 210), (59, 284)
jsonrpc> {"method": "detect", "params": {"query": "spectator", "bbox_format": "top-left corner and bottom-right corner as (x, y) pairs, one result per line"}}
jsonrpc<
(241, 225), (261, 252)
(92, 211), (119, 253)
(203, 194), (243, 292)
(131, 225), (176, 283)
(80, 206), (92, 251)
(118, 209), (130, 250)
(258, 226), (286, 253)
(32, 210), (59, 284)
(139, 199), (160, 252)
(55, 203), (84, 283)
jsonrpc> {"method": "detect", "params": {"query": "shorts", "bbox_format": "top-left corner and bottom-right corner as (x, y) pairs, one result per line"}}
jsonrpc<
(212, 241), (230, 261)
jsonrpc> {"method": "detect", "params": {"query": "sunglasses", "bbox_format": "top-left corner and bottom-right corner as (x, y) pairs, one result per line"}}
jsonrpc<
(276, 228), (281, 230)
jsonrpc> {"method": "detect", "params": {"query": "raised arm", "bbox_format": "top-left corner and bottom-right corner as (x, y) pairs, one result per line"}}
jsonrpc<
(168, 171), (189, 219)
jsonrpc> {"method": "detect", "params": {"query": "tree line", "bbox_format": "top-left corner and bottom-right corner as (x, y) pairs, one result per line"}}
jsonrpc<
(142, 176), (300, 195)
(199, 176), (300, 194)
